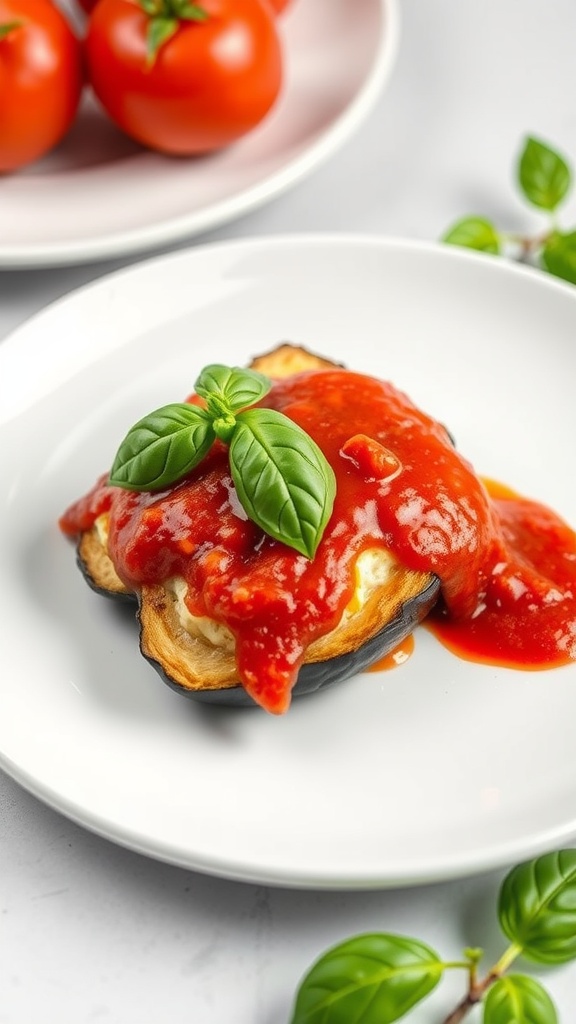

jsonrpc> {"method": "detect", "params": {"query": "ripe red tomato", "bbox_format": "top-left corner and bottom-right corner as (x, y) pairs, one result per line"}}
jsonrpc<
(0, 0), (83, 172)
(85, 0), (283, 156)
(265, 0), (292, 13)
(78, 0), (291, 19)
(77, 0), (289, 11)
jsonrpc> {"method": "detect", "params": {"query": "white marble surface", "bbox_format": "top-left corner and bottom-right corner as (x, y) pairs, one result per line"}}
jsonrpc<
(2, 1), (576, 1021)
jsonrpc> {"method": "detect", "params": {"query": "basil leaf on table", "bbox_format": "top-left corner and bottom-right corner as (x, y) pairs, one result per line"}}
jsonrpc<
(498, 850), (576, 964)
(518, 136), (572, 212)
(443, 216), (502, 253)
(229, 407), (336, 559)
(541, 230), (576, 284)
(483, 975), (558, 1024)
(109, 403), (214, 491)
(290, 933), (444, 1024)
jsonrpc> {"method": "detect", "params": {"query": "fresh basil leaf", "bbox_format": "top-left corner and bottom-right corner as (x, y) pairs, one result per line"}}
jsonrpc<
(541, 231), (576, 284)
(229, 408), (336, 559)
(483, 975), (558, 1024)
(498, 850), (576, 964)
(518, 137), (572, 211)
(290, 933), (443, 1024)
(443, 216), (501, 254)
(195, 365), (271, 415)
(109, 403), (214, 491)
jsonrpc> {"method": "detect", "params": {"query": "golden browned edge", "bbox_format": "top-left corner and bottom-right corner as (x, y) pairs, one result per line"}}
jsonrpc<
(75, 342), (433, 692)
(78, 528), (131, 597)
(249, 342), (343, 376)
(138, 567), (434, 693)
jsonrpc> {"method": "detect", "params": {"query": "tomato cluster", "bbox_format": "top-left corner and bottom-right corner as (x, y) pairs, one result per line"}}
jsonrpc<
(0, 0), (290, 172)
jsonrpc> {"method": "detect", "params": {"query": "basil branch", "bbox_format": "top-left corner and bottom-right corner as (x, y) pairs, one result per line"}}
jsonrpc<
(108, 364), (336, 559)
(290, 850), (576, 1024)
(441, 944), (522, 1024)
(443, 135), (576, 285)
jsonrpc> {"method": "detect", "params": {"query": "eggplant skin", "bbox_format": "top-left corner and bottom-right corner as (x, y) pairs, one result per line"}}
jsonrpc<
(140, 576), (441, 708)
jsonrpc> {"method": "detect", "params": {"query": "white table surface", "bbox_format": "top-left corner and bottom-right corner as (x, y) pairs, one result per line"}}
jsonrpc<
(2, 1), (576, 1021)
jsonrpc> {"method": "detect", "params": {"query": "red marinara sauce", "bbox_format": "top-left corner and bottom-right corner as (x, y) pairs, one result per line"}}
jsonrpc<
(426, 477), (576, 668)
(59, 368), (576, 712)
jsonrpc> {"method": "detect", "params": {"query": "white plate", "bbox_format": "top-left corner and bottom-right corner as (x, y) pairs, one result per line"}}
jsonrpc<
(0, 0), (397, 269)
(2, 235), (576, 889)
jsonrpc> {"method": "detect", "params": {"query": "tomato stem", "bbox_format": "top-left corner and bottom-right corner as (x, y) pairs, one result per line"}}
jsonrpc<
(0, 20), (22, 40)
(139, 0), (208, 64)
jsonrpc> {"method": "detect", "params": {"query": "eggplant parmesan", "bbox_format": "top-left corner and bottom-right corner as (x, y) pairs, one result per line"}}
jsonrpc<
(60, 343), (576, 713)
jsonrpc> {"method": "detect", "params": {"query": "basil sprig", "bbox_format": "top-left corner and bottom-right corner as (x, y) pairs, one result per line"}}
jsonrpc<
(109, 364), (336, 559)
(290, 849), (576, 1024)
(443, 135), (576, 284)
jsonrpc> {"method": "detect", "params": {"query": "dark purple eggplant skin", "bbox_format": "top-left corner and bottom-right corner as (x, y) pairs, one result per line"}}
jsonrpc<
(140, 576), (441, 709)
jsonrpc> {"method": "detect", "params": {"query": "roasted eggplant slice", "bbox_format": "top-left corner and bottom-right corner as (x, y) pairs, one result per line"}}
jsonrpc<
(138, 573), (440, 707)
(249, 341), (343, 376)
(74, 524), (439, 707)
(64, 342), (444, 712)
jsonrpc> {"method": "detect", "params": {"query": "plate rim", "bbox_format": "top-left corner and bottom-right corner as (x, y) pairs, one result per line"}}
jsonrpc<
(0, 0), (399, 270)
(4, 231), (576, 359)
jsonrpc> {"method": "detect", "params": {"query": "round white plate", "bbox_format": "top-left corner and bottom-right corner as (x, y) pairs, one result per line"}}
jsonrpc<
(1, 235), (576, 889)
(0, 0), (397, 269)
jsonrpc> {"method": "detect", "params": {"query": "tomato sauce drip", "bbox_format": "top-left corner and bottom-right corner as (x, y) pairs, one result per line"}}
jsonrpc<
(60, 369), (576, 712)
(366, 635), (415, 672)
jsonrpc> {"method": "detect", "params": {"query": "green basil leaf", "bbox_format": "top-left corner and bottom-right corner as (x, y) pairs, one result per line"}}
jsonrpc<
(483, 975), (557, 1024)
(290, 933), (443, 1024)
(518, 137), (572, 211)
(229, 408), (336, 559)
(498, 849), (576, 963)
(443, 216), (501, 254)
(109, 403), (214, 491)
(195, 365), (271, 415)
(541, 230), (576, 284)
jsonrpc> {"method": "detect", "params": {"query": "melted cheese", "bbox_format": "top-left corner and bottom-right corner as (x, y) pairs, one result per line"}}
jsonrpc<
(170, 547), (396, 651)
(95, 510), (397, 651)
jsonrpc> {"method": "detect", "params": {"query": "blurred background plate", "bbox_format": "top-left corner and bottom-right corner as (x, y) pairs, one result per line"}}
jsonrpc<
(0, 0), (398, 269)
